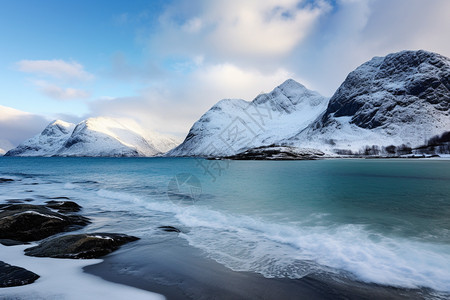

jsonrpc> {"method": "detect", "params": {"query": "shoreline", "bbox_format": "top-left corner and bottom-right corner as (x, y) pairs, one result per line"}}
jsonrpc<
(84, 235), (437, 300)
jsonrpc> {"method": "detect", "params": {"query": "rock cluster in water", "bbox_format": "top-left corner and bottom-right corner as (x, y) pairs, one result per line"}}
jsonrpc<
(0, 198), (139, 288)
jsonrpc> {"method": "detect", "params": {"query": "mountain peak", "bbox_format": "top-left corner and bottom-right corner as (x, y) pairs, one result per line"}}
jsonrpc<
(167, 79), (329, 157)
(6, 117), (179, 157)
(277, 78), (307, 90)
(291, 49), (450, 153)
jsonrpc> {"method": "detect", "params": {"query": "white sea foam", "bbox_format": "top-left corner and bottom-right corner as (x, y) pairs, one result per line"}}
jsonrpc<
(14, 180), (450, 294)
(131, 198), (450, 292)
(0, 244), (165, 300)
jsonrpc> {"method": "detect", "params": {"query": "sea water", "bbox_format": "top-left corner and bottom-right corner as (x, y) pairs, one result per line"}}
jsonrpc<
(1, 157), (449, 294)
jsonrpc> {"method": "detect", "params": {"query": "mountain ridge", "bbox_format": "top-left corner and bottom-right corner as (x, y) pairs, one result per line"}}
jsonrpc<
(5, 117), (179, 157)
(167, 79), (329, 156)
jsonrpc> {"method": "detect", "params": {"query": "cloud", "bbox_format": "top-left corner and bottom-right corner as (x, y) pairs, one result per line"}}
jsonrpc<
(33, 80), (90, 100)
(16, 59), (93, 100)
(0, 105), (50, 151)
(107, 52), (164, 81)
(293, 0), (450, 95)
(151, 0), (330, 64)
(17, 59), (94, 81)
(90, 62), (296, 136)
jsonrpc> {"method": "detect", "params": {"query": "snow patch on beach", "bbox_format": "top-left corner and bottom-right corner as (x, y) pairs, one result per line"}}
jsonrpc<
(0, 244), (165, 300)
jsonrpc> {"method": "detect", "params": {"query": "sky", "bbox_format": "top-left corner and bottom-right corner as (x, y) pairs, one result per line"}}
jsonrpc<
(1, 0), (449, 152)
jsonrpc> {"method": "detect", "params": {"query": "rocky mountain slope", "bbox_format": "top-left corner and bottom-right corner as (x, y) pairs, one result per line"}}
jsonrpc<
(289, 50), (450, 154)
(169, 50), (449, 157)
(5, 117), (179, 157)
(167, 79), (329, 156)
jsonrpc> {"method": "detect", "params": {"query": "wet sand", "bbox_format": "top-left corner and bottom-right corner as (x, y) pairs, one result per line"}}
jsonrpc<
(84, 235), (431, 300)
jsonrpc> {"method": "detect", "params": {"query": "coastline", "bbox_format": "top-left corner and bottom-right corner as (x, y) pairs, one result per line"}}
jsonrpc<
(1, 158), (449, 299)
(84, 234), (436, 300)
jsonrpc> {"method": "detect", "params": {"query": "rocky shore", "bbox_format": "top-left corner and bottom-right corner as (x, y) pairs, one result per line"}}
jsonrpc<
(0, 181), (143, 288)
(221, 145), (325, 160)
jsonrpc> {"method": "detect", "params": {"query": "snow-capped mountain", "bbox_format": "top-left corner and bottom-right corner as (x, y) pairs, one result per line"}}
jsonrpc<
(167, 79), (329, 156)
(5, 117), (179, 157)
(5, 120), (75, 156)
(289, 50), (450, 153)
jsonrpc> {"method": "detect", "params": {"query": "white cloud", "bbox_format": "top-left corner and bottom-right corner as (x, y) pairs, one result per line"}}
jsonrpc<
(17, 59), (94, 81)
(290, 0), (450, 95)
(33, 80), (90, 100)
(0, 105), (49, 151)
(152, 0), (330, 63)
(206, 0), (328, 57)
(16, 59), (93, 100)
(90, 62), (298, 136)
(182, 17), (203, 33)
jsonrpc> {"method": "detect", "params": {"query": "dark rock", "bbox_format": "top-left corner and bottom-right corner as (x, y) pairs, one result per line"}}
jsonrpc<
(224, 145), (324, 160)
(25, 233), (140, 259)
(318, 50), (450, 130)
(0, 204), (90, 244)
(0, 178), (14, 183)
(0, 239), (28, 246)
(45, 200), (81, 213)
(4, 199), (33, 204)
(48, 196), (71, 200)
(5, 199), (24, 204)
(158, 226), (181, 233)
(0, 261), (39, 287)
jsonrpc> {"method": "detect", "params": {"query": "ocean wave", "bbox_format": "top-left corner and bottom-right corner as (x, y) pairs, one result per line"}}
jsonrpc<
(68, 186), (450, 293)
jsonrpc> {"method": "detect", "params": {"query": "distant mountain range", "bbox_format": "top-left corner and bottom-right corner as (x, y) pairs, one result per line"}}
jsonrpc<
(5, 117), (179, 157)
(5, 50), (450, 157)
(168, 50), (450, 157)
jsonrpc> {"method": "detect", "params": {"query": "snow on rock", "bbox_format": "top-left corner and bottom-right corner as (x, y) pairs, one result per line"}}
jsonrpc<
(288, 50), (450, 154)
(5, 117), (179, 157)
(223, 145), (324, 160)
(167, 79), (329, 156)
(5, 120), (75, 157)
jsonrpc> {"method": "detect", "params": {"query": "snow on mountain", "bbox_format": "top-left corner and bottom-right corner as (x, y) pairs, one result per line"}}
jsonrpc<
(167, 79), (329, 156)
(5, 117), (179, 157)
(5, 120), (75, 156)
(288, 50), (450, 153)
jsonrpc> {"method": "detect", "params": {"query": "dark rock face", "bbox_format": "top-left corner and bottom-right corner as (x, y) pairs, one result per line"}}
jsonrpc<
(0, 204), (90, 244)
(158, 226), (181, 233)
(0, 178), (14, 183)
(224, 145), (324, 160)
(321, 50), (450, 130)
(25, 233), (139, 259)
(0, 261), (39, 287)
(45, 200), (81, 213)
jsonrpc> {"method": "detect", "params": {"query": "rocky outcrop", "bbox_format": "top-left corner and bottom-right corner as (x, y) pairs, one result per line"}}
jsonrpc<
(0, 261), (39, 288)
(24, 233), (139, 259)
(291, 50), (450, 153)
(44, 200), (81, 213)
(223, 145), (324, 160)
(0, 203), (90, 244)
(0, 178), (14, 183)
(158, 226), (181, 233)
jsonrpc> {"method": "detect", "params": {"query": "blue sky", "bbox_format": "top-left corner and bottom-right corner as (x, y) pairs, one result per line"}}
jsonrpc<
(1, 0), (449, 151)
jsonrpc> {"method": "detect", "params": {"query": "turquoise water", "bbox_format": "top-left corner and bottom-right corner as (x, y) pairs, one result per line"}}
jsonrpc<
(1, 157), (450, 293)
